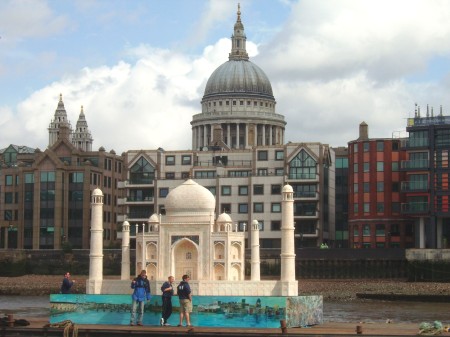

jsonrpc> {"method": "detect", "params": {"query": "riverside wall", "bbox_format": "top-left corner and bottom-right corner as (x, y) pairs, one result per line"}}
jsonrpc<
(0, 248), (449, 281)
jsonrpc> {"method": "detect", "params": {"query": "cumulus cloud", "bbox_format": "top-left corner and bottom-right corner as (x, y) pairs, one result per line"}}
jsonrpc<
(12, 39), (233, 153)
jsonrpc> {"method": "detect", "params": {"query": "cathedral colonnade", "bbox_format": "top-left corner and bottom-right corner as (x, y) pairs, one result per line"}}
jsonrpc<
(192, 122), (285, 150)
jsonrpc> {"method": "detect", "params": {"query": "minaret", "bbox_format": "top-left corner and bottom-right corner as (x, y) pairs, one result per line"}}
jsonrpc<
(87, 188), (104, 294)
(281, 184), (296, 283)
(48, 94), (72, 147)
(229, 3), (249, 61)
(72, 105), (93, 151)
(250, 219), (260, 281)
(121, 221), (130, 280)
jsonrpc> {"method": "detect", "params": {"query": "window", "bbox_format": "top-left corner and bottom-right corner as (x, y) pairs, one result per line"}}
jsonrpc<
(253, 202), (264, 213)
(159, 188), (169, 198)
(233, 101), (236, 105)
(275, 150), (284, 160)
(257, 168), (268, 176)
(353, 163), (358, 173)
(336, 158), (349, 168)
(364, 203), (370, 213)
(4, 192), (13, 204)
(228, 170), (251, 177)
(258, 150), (268, 161)
(392, 202), (400, 213)
(4, 210), (13, 221)
(353, 143), (358, 152)
(194, 171), (215, 179)
(181, 172), (190, 179)
(377, 202), (384, 213)
(354, 204), (358, 213)
(253, 184), (264, 195)
(165, 172), (175, 179)
(376, 141), (384, 151)
(354, 183), (358, 193)
(275, 168), (284, 176)
(165, 156), (175, 165)
(376, 224), (385, 236)
(5, 175), (13, 185)
(363, 225), (370, 236)
(392, 162), (399, 172)
(25, 173), (34, 183)
(392, 182), (399, 192)
(377, 182), (384, 192)
(69, 172), (84, 183)
(271, 203), (281, 213)
(363, 162), (369, 172)
(271, 221), (281, 231)
(353, 227), (359, 236)
(181, 155), (192, 165)
(271, 184), (281, 195)
(226, 101), (230, 106)
(240, 101), (244, 105)
(238, 221), (247, 231)
(289, 150), (316, 179)
(363, 182), (370, 193)
(363, 142), (369, 152)
(392, 141), (399, 151)
(221, 204), (231, 213)
(41, 171), (55, 182)
(238, 185), (248, 195)
(257, 221), (264, 231)
(221, 186), (231, 196)
(238, 203), (248, 213)
(377, 162), (384, 172)
(130, 157), (155, 184)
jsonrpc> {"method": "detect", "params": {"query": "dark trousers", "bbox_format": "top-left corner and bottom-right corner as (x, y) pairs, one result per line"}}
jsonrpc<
(162, 296), (172, 323)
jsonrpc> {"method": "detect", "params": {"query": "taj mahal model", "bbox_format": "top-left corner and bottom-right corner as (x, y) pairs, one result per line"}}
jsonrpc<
(53, 5), (323, 327)
(86, 179), (298, 297)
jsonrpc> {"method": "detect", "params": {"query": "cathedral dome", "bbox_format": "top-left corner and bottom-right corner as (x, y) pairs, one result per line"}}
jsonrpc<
(165, 179), (215, 215)
(203, 60), (274, 100)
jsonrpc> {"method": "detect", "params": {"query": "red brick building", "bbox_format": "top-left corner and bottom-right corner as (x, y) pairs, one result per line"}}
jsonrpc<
(348, 122), (414, 248)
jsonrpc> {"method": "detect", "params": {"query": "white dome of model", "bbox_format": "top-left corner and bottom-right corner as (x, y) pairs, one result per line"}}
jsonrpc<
(165, 179), (215, 216)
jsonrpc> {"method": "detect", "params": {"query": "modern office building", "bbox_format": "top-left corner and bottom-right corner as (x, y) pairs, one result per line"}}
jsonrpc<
(348, 122), (414, 248)
(119, 7), (336, 250)
(0, 96), (125, 249)
(401, 106), (450, 248)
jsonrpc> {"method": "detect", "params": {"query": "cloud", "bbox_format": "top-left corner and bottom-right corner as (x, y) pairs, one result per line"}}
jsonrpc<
(5, 0), (450, 155)
(12, 39), (234, 153)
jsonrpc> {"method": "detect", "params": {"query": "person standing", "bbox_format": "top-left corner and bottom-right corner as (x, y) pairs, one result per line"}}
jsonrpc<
(130, 270), (151, 326)
(60, 272), (75, 294)
(177, 274), (192, 327)
(160, 275), (175, 326)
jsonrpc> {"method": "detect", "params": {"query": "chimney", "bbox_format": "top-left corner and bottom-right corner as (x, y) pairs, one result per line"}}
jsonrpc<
(358, 122), (368, 140)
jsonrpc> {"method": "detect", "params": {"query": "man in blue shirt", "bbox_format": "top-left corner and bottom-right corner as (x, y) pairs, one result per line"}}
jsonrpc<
(130, 270), (151, 326)
(177, 274), (192, 327)
(160, 275), (175, 326)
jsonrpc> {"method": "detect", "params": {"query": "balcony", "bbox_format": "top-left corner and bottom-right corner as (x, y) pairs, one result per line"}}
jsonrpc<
(401, 181), (429, 192)
(400, 159), (429, 170)
(401, 202), (429, 214)
(287, 173), (319, 182)
(124, 196), (154, 204)
(293, 191), (319, 200)
(401, 138), (429, 149)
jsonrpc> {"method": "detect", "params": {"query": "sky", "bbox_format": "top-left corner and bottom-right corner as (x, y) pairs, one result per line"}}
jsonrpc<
(2, 0), (450, 153)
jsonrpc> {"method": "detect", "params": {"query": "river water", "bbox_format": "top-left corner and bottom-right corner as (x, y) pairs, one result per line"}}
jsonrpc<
(1, 296), (449, 324)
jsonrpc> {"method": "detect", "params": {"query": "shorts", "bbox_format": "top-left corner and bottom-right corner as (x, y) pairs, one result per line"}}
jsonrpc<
(179, 299), (192, 313)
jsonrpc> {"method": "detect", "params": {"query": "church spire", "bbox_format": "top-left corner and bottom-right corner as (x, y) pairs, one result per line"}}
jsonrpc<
(72, 105), (93, 151)
(229, 3), (249, 61)
(48, 93), (72, 147)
